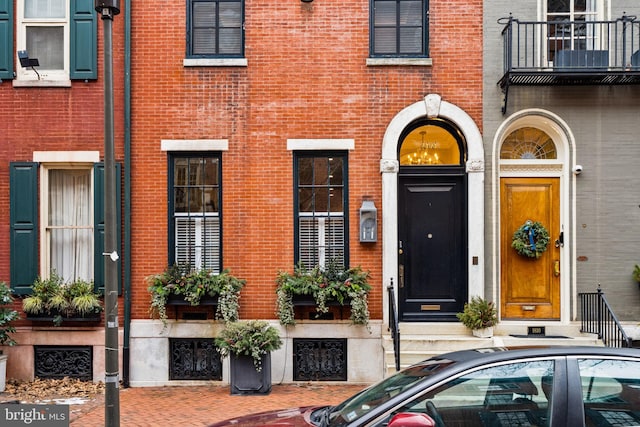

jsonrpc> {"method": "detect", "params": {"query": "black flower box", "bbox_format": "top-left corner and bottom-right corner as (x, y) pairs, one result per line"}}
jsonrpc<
(291, 294), (350, 320)
(291, 294), (350, 306)
(26, 312), (102, 324)
(165, 294), (219, 319)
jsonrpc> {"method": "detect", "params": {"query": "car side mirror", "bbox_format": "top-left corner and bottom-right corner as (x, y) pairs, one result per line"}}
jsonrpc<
(388, 412), (436, 427)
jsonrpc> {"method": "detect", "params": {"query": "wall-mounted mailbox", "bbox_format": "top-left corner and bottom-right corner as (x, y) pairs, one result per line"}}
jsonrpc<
(359, 200), (377, 242)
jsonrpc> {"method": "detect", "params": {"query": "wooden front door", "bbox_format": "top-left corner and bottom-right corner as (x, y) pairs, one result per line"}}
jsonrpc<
(398, 175), (467, 321)
(500, 177), (561, 319)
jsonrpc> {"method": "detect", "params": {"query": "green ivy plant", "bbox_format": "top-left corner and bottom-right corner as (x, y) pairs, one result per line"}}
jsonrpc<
(215, 320), (282, 371)
(456, 296), (498, 330)
(147, 264), (245, 328)
(22, 272), (103, 326)
(0, 282), (19, 347)
(276, 262), (371, 328)
(633, 264), (640, 284)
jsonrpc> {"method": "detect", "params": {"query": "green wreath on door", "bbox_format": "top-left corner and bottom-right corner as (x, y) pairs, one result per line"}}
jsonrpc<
(511, 220), (550, 259)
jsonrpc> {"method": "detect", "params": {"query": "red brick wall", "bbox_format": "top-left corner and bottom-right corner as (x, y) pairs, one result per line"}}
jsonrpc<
(0, 11), (127, 324)
(130, 0), (482, 321)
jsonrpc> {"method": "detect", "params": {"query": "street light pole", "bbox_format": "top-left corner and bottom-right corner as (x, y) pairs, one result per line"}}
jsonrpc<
(95, 1), (121, 426)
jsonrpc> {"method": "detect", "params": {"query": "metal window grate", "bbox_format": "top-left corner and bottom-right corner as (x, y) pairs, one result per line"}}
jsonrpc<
(34, 346), (93, 380)
(169, 338), (222, 380)
(293, 338), (347, 381)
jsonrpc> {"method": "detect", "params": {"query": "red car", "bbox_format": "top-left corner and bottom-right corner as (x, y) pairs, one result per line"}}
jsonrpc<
(209, 346), (640, 427)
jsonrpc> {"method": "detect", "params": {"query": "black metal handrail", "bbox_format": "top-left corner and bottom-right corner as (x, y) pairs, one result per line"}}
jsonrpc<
(498, 14), (640, 112)
(387, 279), (400, 372)
(500, 15), (640, 73)
(579, 286), (632, 348)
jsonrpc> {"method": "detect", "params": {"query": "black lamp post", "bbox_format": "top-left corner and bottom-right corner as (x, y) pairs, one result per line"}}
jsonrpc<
(94, 1), (120, 426)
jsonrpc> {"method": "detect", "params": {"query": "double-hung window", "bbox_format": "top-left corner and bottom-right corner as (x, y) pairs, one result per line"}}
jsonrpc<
(371, 0), (428, 57)
(8, 0), (97, 82)
(46, 168), (94, 282)
(169, 154), (222, 272)
(546, 0), (603, 63)
(294, 152), (348, 270)
(10, 156), (119, 294)
(187, 0), (244, 58)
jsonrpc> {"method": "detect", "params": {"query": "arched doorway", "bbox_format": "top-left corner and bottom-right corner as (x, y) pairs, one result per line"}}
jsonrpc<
(493, 110), (574, 322)
(397, 119), (467, 321)
(381, 94), (484, 324)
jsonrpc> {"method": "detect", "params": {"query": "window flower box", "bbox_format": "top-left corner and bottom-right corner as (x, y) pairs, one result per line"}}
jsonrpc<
(147, 265), (244, 329)
(276, 262), (371, 327)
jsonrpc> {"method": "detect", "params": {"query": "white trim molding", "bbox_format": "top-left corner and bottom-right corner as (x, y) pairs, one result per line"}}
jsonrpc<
(380, 94), (485, 325)
(287, 139), (355, 151)
(33, 151), (100, 163)
(492, 108), (576, 323)
(160, 140), (229, 152)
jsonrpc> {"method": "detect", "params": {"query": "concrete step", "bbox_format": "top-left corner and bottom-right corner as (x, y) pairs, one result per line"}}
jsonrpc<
(381, 322), (603, 377)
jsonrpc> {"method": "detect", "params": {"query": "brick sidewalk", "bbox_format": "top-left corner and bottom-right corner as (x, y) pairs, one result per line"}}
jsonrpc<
(70, 383), (365, 427)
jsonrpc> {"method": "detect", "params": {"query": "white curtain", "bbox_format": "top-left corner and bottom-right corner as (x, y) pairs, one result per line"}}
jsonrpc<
(49, 170), (93, 282)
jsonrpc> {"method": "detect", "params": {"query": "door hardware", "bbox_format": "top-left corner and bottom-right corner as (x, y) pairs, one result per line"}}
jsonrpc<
(554, 260), (560, 276)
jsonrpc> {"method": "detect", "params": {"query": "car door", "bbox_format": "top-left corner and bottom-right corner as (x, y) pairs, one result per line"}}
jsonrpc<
(367, 357), (565, 427)
(569, 356), (640, 427)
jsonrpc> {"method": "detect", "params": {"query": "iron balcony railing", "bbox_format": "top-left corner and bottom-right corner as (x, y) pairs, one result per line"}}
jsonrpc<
(579, 286), (632, 348)
(498, 15), (640, 112)
(387, 279), (400, 372)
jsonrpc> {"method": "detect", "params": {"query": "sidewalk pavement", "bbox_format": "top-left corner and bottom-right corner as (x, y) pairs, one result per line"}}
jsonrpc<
(69, 383), (366, 427)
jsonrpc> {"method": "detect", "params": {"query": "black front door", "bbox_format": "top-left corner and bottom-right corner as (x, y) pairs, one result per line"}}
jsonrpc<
(398, 174), (467, 321)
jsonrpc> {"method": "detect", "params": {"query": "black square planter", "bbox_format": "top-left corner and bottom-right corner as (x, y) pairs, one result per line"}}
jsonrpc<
(229, 353), (271, 395)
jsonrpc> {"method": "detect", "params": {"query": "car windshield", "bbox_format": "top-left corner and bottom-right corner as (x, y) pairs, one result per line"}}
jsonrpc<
(325, 359), (454, 426)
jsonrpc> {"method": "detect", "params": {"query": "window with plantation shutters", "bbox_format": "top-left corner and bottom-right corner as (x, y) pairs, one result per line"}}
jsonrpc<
(295, 153), (348, 270)
(298, 216), (345, 269)
(170, 154), (222, 272)
(187, 0), (243, 57)
(371, 0), (428, 57)
(175, 216), (220, 272)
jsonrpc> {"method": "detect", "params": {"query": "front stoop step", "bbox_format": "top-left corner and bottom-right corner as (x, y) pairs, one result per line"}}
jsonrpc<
(382, 323), (602, 376)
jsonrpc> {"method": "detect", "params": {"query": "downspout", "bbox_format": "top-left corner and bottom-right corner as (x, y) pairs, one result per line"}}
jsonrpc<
(122, 0), (131, 388)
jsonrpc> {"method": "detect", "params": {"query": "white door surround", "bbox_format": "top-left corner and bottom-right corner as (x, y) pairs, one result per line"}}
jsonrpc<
(492, 108), (576, 323)
(380, 94), (485, 325)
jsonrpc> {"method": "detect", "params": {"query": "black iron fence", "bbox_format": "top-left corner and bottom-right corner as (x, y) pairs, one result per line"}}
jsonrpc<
(387, 279), (400, 372)
(500, 15), (640, 73)
(579, 287), (632, 348)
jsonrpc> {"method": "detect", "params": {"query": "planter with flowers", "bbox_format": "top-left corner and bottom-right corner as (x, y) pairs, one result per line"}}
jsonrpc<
(147, 264), (245, 328)
(0, 282), (19, 392)
(22, 273), (103, 326)
(276, 262), (371, 327)
(456, 296), (498, 338)
(215, 320), (282, 395)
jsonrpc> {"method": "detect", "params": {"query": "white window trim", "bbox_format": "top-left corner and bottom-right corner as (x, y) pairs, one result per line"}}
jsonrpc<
(38, 163), (95, 279)
(287, 139), (355, 151)
(16, 0), (71, 83)
(183, 58), (248, 67)
(366, 58), (433, 67)
(34, 151), (99, 279)
(161, 139), (229, 151)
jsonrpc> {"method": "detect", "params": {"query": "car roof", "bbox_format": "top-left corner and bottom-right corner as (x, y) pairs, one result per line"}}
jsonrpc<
(426, 345), (640, 366)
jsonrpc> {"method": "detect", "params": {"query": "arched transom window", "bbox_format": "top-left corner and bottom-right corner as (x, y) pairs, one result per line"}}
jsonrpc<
(399, 120), (463, 166)
(500, 127), (557, 160)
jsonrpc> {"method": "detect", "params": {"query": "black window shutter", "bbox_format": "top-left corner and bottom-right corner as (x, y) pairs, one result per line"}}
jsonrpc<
(0, 0), (13, 80)
(70, 0), (97, 79)
(94, 163), (122, 294)
(10, 162), (38, 294)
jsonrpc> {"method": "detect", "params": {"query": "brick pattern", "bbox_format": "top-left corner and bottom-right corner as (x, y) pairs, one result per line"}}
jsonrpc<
(1, 1), (483, 323)
(129, 0), (482, 320)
